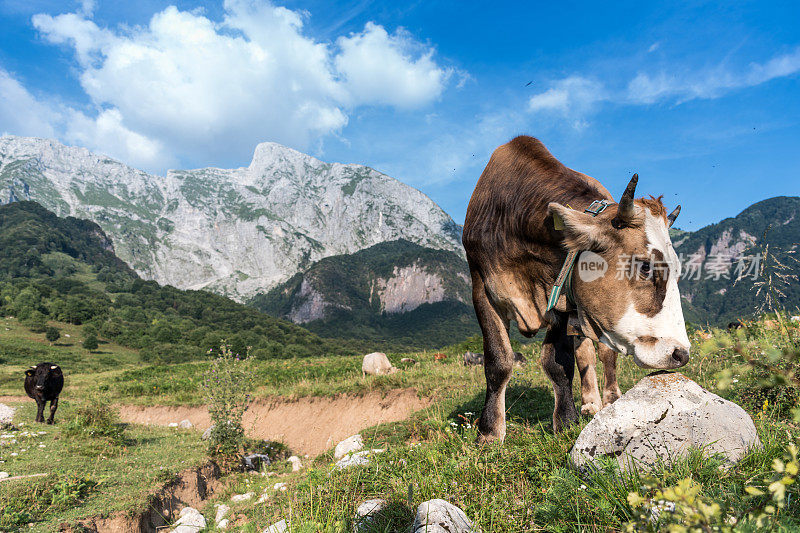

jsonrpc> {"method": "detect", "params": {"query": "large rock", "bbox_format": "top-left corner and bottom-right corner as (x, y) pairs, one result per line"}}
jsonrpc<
(334, 434), (364, 460)
(570, 372), (761, 472)
(335, 449), (385, 470)
(362, 353), (397, 376)
(413, 499), (477, 533)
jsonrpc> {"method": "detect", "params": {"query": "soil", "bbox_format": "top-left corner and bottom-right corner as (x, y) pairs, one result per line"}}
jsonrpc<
(117, 389), (431, 456)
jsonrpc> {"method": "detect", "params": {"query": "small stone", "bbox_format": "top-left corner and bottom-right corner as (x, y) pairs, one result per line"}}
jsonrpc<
(335, 449), (385, 470)
(334, 434), (364, 460)
(273, 482), (287, 491)
(413, 499), (477, 532)
(215, 504), (230, 523)
(288, 455), (302, 472)
(201, 425), (213, 440)
(168, 422), (179, 428)
(0, 403), (15, 429)
(354, 499), (388, 532)
(243, 454), (271, 471)
(218, 519), (229, 529)
(231, 492), (254, 502)
(0, 472), (9, 479)
(178, 419), (193, 429)
(170, 507), (206, 533)
(264, 519), (288, 533)
(400, 357), (417, 365)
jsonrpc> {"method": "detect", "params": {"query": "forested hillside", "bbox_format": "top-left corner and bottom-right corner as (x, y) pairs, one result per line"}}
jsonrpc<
(250, 240), (480, 349)
(0, 201), (356, 361)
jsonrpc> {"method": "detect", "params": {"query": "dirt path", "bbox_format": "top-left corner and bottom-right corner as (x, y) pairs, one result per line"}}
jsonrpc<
(2, 390), (431, 456)
(123, 389), (430, 456)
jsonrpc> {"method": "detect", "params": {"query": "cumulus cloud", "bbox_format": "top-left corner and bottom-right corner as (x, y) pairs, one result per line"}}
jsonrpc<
(336, 22), (451, 109)
(18, 0), (454, 171)
(527, 76), (605, 129)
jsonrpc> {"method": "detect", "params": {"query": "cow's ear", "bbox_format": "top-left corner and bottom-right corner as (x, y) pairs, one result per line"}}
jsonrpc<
(25, 369), (34, 377)
(548, 203), (611, 252)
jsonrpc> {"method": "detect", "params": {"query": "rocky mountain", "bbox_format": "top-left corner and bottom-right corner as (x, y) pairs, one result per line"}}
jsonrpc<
(673, 196), (800, 324)
(0, 136), (462, 301)
(250, 240), (479, 348)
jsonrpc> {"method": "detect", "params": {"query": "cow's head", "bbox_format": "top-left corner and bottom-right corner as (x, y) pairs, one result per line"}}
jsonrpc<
(25, 362), (61, 390)
(548, 174), (690, 369)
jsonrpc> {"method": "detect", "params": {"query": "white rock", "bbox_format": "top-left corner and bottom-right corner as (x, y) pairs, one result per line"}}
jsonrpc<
(215, 504), (230, 523)
(570, 372), (762, 472)
(353, 499), (388, 532)
(362, 352), (397, 376)
(288, 455), (302, 472)
(178, 419), (193, 429)
(170, 507), (206, 533)
(218, 519), (229, 530)
(335, 449), (385, 470)
(231, 492), (255, 502)
(257, 491), (270, 504)
(413, 499), (477, 532)
(273, 482), (287, 491)
(264, 519), (288, 533)
(334, 434), (364, 460)
(0, 472), (9, 479)
(168, 422), (179, 428)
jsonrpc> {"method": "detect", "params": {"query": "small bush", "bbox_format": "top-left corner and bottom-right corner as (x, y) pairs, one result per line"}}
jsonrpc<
(45, 326), (60, 343)
(62, 394), (127, 450)
(0, 474), (97, 530)
(203, 343), (255, 461)
(82, 333), (99, 351)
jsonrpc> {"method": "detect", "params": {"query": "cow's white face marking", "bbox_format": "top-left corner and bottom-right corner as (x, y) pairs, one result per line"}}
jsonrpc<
(599, 209), (690, 368)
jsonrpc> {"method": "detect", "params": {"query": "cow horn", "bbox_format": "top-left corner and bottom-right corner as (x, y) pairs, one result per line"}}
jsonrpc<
(30, 365), (36, 368)
(50, 365), (58, 370)
(617, 173), (638, 222)
(667, 204), (681, 227)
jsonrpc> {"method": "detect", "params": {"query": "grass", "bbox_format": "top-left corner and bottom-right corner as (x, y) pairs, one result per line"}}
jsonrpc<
(0, 400), (207, 532)
(2, 313), (800, 530)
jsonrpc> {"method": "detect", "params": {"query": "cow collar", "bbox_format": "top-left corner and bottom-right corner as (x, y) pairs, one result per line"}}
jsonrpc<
(546, 199), (610, 312)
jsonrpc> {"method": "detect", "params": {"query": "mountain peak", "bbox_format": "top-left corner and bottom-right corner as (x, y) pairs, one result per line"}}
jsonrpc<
(249, 141), (326, 173)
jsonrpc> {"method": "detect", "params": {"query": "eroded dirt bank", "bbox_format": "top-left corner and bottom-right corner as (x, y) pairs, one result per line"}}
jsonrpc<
(117, 389), (431, 456)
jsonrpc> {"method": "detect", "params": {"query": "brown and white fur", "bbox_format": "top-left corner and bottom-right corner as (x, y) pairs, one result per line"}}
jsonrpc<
(462, 136), (688, 439)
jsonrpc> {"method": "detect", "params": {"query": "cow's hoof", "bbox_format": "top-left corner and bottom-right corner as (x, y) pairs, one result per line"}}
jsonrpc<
(476, 432), (505, 445)
(580, 402), (601, 416)
(46, 420), (54, 425)
(603, 389), (622, 406)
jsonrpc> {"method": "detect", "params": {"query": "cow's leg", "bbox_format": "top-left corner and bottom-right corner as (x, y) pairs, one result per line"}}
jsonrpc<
(35, 398), (45, 423)
(541, 314), (579, 432)
(472, 272), (514, 443)
(575, 336), (602, 416)
(597, 344), (622, 406)
(47, 397), (59, 425)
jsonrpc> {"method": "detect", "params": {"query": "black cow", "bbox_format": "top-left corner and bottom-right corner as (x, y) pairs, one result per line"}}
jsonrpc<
(24, 363), (64, 424)
(727, 320), (745, 330)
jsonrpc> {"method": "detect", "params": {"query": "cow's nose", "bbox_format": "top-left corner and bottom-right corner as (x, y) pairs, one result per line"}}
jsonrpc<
(671, 348), (690, 367)
(35, 385), (45, 390)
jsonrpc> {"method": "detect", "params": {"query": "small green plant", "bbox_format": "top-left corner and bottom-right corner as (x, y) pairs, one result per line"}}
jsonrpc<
(203, 343), (255, 461)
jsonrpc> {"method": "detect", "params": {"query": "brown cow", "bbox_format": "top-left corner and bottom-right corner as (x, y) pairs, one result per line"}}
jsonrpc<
(463, 136), (688, 440)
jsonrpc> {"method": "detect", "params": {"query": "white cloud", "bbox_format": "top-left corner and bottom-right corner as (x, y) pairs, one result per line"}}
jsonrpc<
(627, 47), (800, 104)
(527, 76), (605, 128)
(335, 22), (451, 109)
(22, 0), (454, 170)
(0, 68), (60, 138)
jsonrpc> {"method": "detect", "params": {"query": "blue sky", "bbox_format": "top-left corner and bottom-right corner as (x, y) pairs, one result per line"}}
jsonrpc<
(0, 0), (798, 229)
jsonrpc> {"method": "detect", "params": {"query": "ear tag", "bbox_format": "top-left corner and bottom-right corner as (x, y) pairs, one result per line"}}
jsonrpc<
(553, 212), (565, 231)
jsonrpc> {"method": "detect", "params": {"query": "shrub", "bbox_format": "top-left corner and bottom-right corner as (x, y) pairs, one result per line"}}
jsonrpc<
(45, 326), (60, 344)
(62, 394), (127, 453)
(203, 343), (255, 461)
(22, 310), (48, 333)
(82, 333), (99, 351)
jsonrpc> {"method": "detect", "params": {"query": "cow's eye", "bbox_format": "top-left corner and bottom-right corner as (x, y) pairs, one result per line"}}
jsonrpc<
(639, 261), (652, 278)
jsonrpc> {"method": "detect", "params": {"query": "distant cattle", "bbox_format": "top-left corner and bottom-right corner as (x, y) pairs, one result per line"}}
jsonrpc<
(433, 353), (447, 362)
(24, 362), (64, 424)
(727, 320), (744, 330)
(362, 352), (397, 376)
